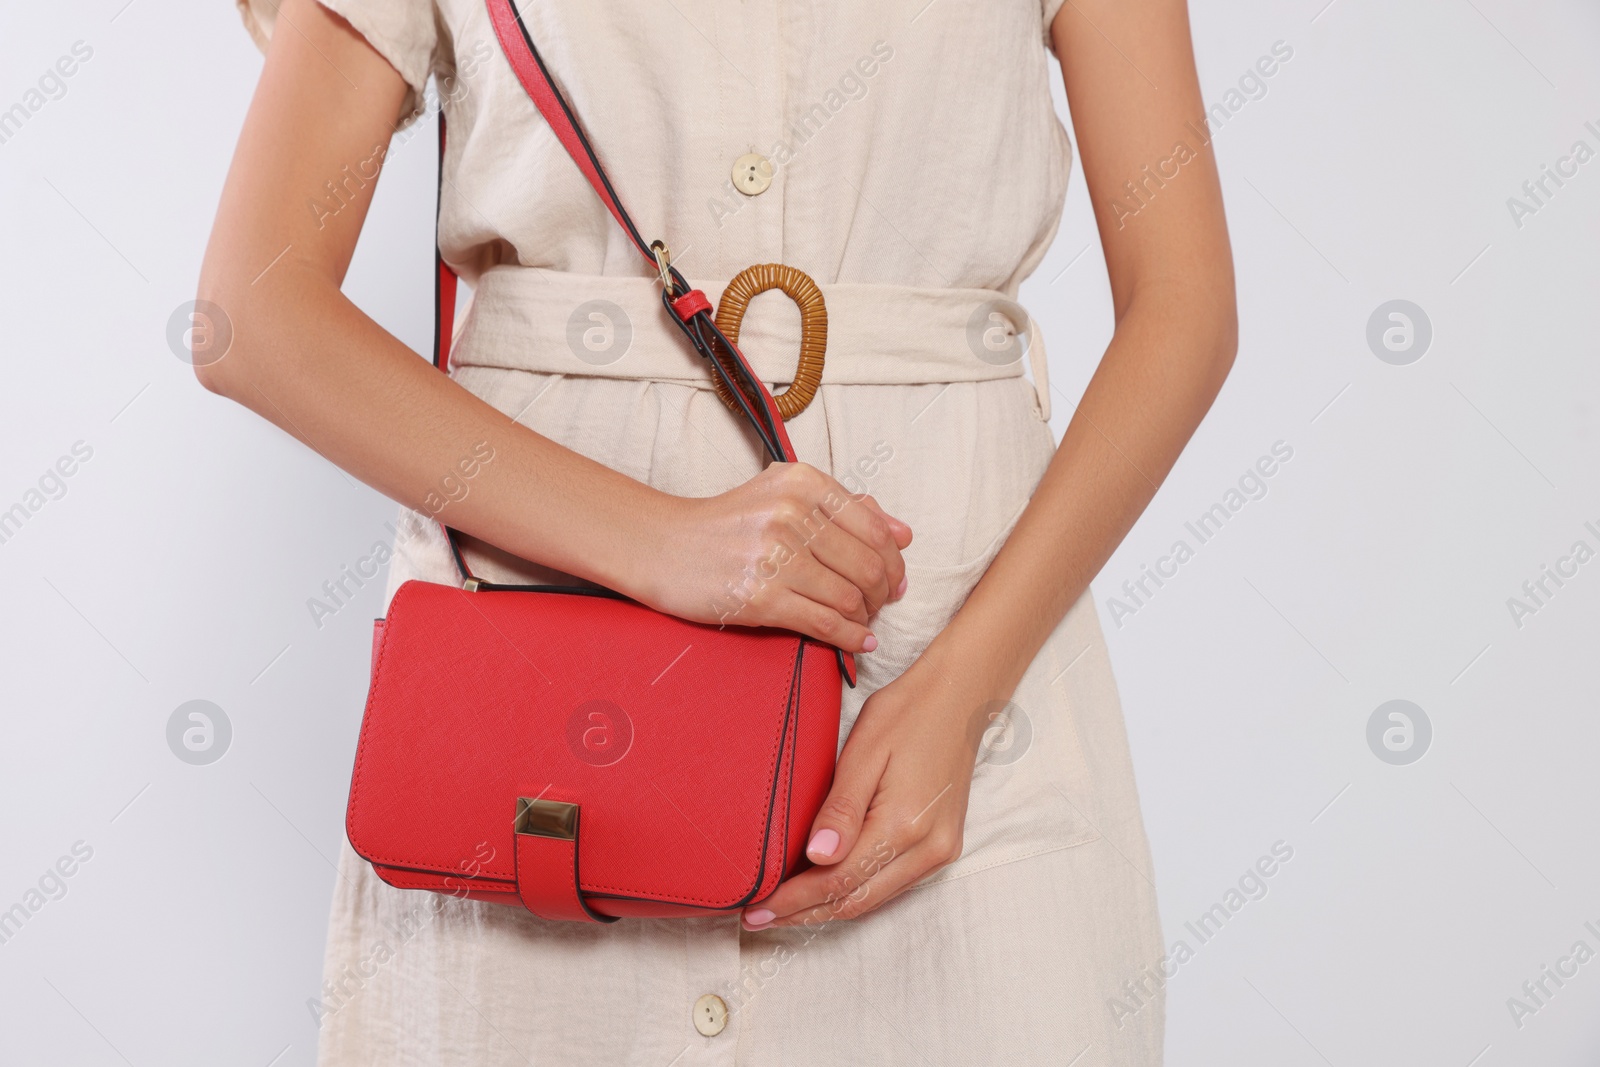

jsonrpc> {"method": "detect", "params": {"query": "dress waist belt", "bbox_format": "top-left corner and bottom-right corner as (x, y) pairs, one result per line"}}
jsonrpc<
(450, 267), (1053, 420)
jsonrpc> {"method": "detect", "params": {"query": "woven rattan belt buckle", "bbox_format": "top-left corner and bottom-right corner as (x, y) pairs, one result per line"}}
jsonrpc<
(713, 264), (828, 420)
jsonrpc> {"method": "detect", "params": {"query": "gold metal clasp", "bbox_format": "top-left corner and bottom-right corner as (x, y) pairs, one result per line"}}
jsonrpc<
(514, 797), (579, 840)
(650, 239), (673, 293)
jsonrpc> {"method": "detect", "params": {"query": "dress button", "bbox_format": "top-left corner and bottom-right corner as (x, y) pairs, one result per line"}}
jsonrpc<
(732, 152), (774, 196)
(693, 993), (729, 1037)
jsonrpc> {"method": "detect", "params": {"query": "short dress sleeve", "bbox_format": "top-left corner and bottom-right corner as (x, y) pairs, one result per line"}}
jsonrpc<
(234, 0), (439, 127)
(1041, 0), (1066, 52)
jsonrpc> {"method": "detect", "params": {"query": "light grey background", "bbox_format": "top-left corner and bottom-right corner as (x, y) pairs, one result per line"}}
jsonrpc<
(2, 1), (1597, 1064)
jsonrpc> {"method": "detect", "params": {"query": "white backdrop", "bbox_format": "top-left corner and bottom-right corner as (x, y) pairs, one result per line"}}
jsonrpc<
(2, 1), (1597, 1065)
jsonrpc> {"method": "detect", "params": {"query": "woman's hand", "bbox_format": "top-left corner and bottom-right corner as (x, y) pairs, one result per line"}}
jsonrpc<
(740, 646), (1003, 929)
(635, 462), (912, 653)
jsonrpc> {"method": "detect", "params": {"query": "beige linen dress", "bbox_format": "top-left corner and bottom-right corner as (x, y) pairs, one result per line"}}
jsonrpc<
(238, 0), (1165, 1063)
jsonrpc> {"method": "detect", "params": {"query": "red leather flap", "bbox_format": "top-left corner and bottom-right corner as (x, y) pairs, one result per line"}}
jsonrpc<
(347, 580), (808, 910)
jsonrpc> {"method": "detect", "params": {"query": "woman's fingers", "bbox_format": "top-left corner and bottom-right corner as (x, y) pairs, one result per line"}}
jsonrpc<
(806, 518), (893, 614)
(855, 493), (914, 551)
(773, 590), (877, 652)
(778, 475), (908, 613)
(738, 634), (981, 930)
(820, 491), (908, 607)
(800, 732), (884, 868)
(744, 832), (951, 929)
(716, 562), (873, 642)
(744, 747), (967, 927)
(788, 557), (871, 627)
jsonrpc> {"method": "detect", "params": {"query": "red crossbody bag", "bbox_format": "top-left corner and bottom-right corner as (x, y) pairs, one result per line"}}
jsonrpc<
(343, 0), (853, 923)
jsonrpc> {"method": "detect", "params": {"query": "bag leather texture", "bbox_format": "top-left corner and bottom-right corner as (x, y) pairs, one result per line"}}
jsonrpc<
(347, 580), (842, 919)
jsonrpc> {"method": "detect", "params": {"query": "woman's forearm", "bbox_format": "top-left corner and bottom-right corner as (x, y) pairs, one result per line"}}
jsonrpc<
(920, 282), (1236, 698)
(193, 0), (678, 597)
(196, 258), (677, 595)
(907, 0), (1245, 703)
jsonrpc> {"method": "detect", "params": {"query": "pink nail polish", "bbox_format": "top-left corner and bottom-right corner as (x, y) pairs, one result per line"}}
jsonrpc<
(745, 908), (775, 927)
(808, 828), (840, 858)
(862, 634), (878, 652)
(895, 576), (908, 599)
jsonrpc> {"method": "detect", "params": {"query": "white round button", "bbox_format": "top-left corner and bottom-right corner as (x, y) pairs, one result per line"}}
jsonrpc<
(693, 993), (729, 1036)
(732, 153), (774, 196)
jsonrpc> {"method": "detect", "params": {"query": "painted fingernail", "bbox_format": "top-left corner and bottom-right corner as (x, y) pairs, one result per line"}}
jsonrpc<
(807, 828), (840, 859)
(862, 634), (878, 652)
(744, 908), (775, 927)
(895, 576), (908, 599)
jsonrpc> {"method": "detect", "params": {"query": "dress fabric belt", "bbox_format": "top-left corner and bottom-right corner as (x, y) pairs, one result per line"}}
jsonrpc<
(450, 266), (1053, 420)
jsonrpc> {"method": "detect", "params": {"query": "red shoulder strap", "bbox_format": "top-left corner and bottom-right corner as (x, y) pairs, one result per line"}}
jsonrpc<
(430, 0), (798, 468)
(433, 116), (458, 374)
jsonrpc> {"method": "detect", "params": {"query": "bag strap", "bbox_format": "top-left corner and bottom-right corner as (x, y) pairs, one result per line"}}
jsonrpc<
(426, 0), (796, 466)
(430, 117), (485, 588)
(483, 0), (796, 460)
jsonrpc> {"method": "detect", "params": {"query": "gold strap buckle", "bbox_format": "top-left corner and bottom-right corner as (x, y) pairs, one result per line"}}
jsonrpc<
(514, 797), (579, 841)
